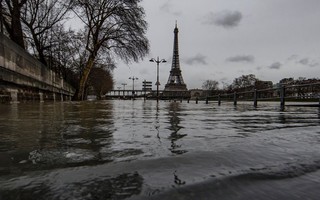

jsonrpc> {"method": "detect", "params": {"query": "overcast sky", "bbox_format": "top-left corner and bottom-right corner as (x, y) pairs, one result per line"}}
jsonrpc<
(113, 0), (320, 90)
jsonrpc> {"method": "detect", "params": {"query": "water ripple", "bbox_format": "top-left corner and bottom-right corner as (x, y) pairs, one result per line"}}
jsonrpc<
(0, 100), (319, 199)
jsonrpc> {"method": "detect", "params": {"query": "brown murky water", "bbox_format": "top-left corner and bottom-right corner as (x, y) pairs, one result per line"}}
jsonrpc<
(0, 100), (320, 199)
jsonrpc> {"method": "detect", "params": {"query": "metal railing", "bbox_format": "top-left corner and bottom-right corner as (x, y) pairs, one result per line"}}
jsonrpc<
(198, 82), (320, 108)
(105, 82), (320, 108)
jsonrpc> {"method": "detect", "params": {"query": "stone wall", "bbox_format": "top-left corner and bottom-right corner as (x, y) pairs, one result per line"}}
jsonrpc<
(0, 34), (75, 103)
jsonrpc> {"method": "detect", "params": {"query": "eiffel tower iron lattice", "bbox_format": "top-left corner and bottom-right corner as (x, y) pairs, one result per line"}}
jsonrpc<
(163, 23), (190, 99)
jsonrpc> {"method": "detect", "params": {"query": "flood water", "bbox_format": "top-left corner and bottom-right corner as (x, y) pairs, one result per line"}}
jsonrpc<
(0, 100), (319, 199)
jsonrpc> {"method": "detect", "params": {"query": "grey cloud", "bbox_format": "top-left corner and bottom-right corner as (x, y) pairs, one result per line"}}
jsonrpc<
(287, 55), (319, 67)
(287, 54), (298, 61)
(299, 58), (309, 65)
(160, 1), (181, 16)
(204, 10), (242, 28)
(226, 55), (254, 63)
(185, 54), (207, 65)
(298, 58), (319, 67)
(268, 62), (282, 69)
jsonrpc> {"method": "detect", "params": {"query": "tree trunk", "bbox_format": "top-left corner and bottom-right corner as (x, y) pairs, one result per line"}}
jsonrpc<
(7, 0), (26, 49)
(76, 54), (95, 100)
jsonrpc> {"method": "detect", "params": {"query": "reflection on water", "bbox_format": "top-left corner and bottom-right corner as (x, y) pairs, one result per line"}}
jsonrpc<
(0, 101), (117, 173)
(154, 103), (160, 140)
(79, 172), (143, 199)
(0, 100), (320, 199)
(166, 102), (187, 155)
(173, 170), (186, 186)
(1, 100), (317, 172)
(1, 171), (143, 200)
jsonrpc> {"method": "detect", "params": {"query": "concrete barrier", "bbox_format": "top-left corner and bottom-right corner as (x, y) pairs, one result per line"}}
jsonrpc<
(0, 34), (75, 103)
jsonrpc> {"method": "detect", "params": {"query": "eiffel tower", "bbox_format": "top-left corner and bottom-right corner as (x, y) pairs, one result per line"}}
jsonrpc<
(163, 23), (190, 99)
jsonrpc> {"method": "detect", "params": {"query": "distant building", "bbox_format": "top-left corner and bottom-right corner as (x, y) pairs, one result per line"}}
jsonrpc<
(279, 78), (320, 98)
(189, 89), (204, 99)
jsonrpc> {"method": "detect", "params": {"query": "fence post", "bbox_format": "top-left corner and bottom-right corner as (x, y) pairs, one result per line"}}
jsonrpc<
(218, 94), (221, 106)
(233, 92), (237, 106)
(280, 85), (285, 109)
(206, 97), (209, 104)
(254, 89), (258, 107)
(196, 97), (198, 104)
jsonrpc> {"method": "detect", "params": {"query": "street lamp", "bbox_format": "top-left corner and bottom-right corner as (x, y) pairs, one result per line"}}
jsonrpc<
(117, 86), (121, 96)
(121, 83), (127, 98)
(150, 57), (167, 102)
(121, 83), (127, 90)
(129, 76), (138, 99)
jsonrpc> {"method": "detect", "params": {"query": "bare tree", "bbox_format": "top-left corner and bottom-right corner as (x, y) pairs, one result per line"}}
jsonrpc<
(1, 0), (27, 48)
(45, 26), (82, 80)
(202, 80), (219, 91)
(21, 0), (73, 65)
(88, 66), (114, 99)
(231, 74), (259, 91)
(73, 0), (149, 100)
(202, 80), (219, 96)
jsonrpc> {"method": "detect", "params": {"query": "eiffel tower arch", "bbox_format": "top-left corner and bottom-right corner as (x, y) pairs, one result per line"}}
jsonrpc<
(163, 23), (190, 99)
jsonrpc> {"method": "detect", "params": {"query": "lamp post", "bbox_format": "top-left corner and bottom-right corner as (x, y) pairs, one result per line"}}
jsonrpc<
(129, 76), (138, 99)
(150, 57), (167, 102)
(121, 83), (127, 98)
(117, 87), (121, 96)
